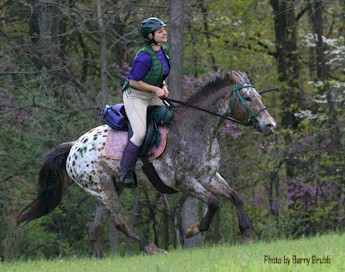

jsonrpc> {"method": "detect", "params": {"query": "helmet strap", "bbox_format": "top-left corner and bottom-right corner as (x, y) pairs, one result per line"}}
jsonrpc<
(147, 32), (158, 45)
(150, 31), (158, 45)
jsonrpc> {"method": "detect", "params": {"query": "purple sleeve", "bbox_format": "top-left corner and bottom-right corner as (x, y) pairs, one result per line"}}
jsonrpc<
(127, 52), (151, 81)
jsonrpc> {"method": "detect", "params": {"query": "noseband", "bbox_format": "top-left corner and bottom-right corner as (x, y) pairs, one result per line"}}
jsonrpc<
(230, 84), (267, 129)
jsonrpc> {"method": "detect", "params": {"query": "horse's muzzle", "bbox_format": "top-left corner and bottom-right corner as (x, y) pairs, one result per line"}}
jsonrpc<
(258, 116), (276, 135)
(265, 123), (276, 134)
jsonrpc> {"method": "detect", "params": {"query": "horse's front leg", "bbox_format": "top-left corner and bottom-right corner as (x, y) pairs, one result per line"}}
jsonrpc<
(178, 176), (220, 238)
(205, 172), (251, 242)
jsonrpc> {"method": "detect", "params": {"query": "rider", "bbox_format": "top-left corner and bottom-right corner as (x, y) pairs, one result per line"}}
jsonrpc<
(119, 17), (170, 188)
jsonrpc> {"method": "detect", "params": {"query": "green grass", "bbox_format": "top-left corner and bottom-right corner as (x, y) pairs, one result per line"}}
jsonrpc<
(1, 233), (344, 272)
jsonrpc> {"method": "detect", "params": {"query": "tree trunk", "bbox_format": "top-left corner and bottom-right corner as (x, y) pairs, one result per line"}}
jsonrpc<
(270, 0), (302, 178)
(96, 0), (109, 108)
(162, 194), (171, 251)
(168, 0), (184, 99)
(169, 0), (203, 248)
(174, 195), (204, 248)
(35, 0), (62, 67)
(309, 0), (342, 230)
(308, 0), (341, 147)
(198, 1), (217, 72)
(312, 0), (327, 81)
(113, 12), (127, 65)
(181, 197), (204, 248)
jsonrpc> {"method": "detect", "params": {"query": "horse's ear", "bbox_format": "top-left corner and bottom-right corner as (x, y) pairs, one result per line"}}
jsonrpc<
(242, 71), (249, 82)
(230, 70), (239, 83)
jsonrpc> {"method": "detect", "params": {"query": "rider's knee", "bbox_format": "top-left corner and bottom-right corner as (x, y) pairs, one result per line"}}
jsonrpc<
(131, 131), (146, 146)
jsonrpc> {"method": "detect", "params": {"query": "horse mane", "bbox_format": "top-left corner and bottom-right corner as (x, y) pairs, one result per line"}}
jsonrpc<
(186, 70), (251, 104)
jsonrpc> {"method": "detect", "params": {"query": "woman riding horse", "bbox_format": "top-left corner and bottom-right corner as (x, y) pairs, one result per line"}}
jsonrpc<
(120, 17), (170, 188)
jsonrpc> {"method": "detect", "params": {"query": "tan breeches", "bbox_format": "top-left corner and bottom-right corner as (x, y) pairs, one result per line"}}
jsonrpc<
(123, 87), (165, 147)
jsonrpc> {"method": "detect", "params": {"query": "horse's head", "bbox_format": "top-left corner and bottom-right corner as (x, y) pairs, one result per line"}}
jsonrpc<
(230, 71), (276, 135)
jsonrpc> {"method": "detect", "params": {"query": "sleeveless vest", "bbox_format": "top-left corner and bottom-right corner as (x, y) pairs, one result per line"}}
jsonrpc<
(122, 44), (170, 92)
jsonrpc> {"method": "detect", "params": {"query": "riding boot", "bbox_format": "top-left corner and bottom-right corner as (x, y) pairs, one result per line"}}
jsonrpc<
(119, 141), (139, 188)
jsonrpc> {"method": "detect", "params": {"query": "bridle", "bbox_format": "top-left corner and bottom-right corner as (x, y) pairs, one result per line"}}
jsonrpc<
(230, 84), (267, 128)
(163, 83), (267, 131)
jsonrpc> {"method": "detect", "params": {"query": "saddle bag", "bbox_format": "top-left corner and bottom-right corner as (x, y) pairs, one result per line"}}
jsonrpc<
(102, 104), (128, 130)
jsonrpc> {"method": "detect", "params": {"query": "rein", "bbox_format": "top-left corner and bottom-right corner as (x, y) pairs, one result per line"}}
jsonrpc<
(164, 97), (243, 125)
(163, 84), (266, 129)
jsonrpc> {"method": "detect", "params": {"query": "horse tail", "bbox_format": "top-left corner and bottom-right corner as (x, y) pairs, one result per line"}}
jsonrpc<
(16, 142), (74, 226)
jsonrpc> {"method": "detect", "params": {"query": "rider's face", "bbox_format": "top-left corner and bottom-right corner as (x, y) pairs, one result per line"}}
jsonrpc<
(149, 27), (167, 44)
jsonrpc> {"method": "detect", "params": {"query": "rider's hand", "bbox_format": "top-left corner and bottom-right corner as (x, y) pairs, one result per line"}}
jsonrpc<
(162, 85), (169, 97)
(155, 87), (168, 98)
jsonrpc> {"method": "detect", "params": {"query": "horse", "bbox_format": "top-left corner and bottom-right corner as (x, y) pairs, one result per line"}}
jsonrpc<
(16, 71), (276, 257)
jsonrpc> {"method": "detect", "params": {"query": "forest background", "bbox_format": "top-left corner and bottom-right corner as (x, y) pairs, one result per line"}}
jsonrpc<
(0, 0), (344, 261)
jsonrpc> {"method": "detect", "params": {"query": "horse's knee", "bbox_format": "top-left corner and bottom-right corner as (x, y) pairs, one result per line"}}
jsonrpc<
(230, 191), (243, 206)
(208, 196), (220, 211)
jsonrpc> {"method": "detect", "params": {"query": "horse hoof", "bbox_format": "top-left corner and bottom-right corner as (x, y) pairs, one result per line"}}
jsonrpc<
(186, 224), (200, 238)
(144, 243), (168, 254)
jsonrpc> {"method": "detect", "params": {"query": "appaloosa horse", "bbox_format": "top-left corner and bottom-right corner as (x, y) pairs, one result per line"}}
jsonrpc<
(17, 71), (276, 257)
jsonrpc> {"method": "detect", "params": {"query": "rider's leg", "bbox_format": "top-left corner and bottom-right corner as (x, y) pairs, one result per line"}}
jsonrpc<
(119, 140), (139, 188)
(120, 88), (150, 188)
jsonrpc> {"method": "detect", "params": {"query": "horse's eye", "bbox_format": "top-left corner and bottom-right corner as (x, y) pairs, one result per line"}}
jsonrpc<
(245, 97), (252, 102)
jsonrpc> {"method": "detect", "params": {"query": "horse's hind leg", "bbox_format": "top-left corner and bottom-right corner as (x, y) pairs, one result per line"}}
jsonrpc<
(178, 176), (220, 238)
(206, 172), (251, 242)
(87, 202), (109, 258)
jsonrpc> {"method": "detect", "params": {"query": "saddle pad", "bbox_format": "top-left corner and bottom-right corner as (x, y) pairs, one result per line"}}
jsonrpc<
(105, 127), (167, 160)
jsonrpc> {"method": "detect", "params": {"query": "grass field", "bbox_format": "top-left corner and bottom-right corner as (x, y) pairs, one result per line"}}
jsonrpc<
(1, 233), (344, 272)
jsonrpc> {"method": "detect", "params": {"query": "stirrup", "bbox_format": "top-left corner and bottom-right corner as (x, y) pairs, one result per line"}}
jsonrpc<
(119, 171), (137, 188)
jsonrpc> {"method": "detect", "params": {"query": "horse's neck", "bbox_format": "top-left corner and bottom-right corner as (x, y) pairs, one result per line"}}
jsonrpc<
(174, 85), (231, 142)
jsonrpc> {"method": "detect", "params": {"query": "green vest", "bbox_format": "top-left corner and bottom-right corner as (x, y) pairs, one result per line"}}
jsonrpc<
(122, 44), (170, 92)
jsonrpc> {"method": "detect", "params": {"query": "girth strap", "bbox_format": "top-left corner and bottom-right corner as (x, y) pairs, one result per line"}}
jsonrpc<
(141, 157), (178, 194)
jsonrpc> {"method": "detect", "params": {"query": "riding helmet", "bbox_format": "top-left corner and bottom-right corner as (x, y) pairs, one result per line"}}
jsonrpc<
(140, 17), (167, 39)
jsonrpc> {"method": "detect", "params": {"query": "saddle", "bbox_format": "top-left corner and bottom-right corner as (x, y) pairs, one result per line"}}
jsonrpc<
(104, 126), (167, 160)
(104, 105), (171, 160)
(103, 104), (177, 194)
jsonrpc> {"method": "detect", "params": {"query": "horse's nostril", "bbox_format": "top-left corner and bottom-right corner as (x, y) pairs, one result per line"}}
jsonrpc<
(265, 123), (275, 133)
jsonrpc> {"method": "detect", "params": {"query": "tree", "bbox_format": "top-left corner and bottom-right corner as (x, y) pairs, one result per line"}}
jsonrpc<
(168, 0), (184, 99)
(168, 0), (204, 248)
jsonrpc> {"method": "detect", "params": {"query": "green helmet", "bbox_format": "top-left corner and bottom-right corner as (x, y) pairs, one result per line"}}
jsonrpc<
(140, 17), (167, 39)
